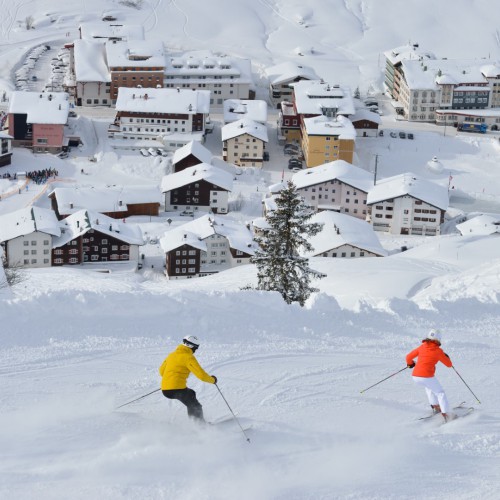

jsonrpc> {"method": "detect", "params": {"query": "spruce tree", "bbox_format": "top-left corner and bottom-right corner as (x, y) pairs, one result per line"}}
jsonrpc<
(252, 180), (324, 306)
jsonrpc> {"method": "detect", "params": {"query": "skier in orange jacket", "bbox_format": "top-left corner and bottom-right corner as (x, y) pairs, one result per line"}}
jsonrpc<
(406, 329), (454, 421)
(159, 336), (217, 422)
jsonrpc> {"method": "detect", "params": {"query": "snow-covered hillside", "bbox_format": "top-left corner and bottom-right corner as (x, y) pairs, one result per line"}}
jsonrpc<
(1, 1), (500, 499)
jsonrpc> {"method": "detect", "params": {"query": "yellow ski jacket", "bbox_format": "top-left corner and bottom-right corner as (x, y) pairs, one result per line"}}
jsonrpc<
(159, 344), (215, 390)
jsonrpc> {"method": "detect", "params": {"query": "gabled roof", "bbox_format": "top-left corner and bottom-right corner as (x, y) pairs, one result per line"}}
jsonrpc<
(350, 109), (382, 125)
(161, 163), (233, 193)
(221, 118), (268, 142)
(52, 210), (144, 248)
(456, 214), (500, 236)
(9, 92), (69, 125)
(304, 211), (386, 257)
(172, 141), (213, 165)
(74, 39), (111, 83)
(302, 114), (356, 139)
(367, 173), (449, 210)
(290, 80), (355, 116)
(223, 99), (267, 124)
(106, 40), (165, 68)
(290, 160), (373, 192)
(0, 207), (60, 242)
(116, 87), (210, 114)
(160, 214), (257, 255)
(49, 185), (161, 215)
(264, 62), (319, 85)
(384, 44), (435, 66)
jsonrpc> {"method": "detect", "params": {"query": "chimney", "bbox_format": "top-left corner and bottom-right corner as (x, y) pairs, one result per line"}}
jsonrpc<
(70, 202), (73, 209)
(96, 219), (99, 225)
(48, 94), (53, 101)
(76, 220), (79, 228)
(177, 87), (180, 92)
(118, 200), (123, 206)
(109, 224), (113, 231)
(132, 93), (135, 99)
(144, 93), (148, 100)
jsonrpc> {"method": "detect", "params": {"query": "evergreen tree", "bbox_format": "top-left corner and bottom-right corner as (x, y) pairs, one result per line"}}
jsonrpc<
(252, 181), (324, 306)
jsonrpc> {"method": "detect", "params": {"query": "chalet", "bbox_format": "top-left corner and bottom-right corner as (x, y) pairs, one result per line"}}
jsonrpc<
(350, 109), (382, 137)
(172, 141), (214, 172)
(72, 39), (111, 107)
(223, 99), (267, 124)
(109, 87), (210, 151)
(52, 210), (144, 266)
(0, 131), (13, 167)
(164, 50), (253, 108)
(304, 211), (386, 258)
(8, 92), (70, 153)
(106, 40), (166, 104)
(285, 160), (373, 218)
(161, 163), (233, 214)
(301, 114), (356, 167)
(221, 118), (268, 167)
(279, 100), (301, 143)
(264, 62), (319, 108)
(159, 214), (257, 279)
(456, 215), (500, 236)
(48, 185), (161, 220)
(0, 207), (60, 268)
(367, 173), (449, 236)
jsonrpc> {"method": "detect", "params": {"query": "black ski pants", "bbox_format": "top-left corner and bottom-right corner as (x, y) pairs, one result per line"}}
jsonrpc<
(162, 388), (204, 420)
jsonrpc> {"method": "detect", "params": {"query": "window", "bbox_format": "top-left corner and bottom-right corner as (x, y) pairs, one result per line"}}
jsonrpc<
(43, 240), (49, 245)
(23, 241), (29, 246)
(24, 250), (29, 255)
(31, 241), (36, 246)
(31, 250), (36, 255)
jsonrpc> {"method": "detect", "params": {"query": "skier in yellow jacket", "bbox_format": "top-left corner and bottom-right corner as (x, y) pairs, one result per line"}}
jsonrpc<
(159, 335), (217, 421)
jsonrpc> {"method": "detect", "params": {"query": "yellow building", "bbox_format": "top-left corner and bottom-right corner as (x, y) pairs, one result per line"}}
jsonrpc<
(301, 115), (356, 168)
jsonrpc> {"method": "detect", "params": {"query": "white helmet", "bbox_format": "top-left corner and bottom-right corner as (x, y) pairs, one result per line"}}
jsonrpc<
(183, 335), (200, 349)
(427, 329), (441, 342)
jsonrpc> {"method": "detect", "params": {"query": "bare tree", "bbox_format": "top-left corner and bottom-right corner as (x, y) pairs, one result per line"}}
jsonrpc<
(119, 0), (144, 8)
(0, 255), (25, 289)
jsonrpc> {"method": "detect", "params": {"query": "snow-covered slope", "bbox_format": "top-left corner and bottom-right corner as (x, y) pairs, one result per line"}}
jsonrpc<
(1, 1), (500, 499)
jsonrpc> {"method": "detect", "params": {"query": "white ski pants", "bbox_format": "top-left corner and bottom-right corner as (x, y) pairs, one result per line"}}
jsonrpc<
(412, 376), (450, 413)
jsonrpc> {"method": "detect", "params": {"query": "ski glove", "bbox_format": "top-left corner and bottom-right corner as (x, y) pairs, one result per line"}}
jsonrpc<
(212, 375), (217, 384)
(407, 362), (415, 369)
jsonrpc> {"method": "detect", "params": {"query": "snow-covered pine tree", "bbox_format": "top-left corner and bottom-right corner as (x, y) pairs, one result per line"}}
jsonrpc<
(252, 180), (324, 306)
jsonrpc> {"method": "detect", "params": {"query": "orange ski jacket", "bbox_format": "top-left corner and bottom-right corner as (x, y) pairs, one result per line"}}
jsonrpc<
(406, 341), (453, 377)
(159, 344), (216, 390)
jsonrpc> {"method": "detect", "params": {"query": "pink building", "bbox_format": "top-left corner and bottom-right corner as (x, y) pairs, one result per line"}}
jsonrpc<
(8, 92), (69, 153)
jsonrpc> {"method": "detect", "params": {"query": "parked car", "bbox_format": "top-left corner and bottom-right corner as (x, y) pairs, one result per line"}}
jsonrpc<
(148, 147), (158, 156)
(407, 133), (414, 140)
(284, 143), (300, 155)
(68, 111), (77, 118)
(263, 151), (270, 161)
(180, 210), (194, 217)
(57, 151), (68, 159)
(288, 158), (302, 169)
(390, 132), (397, 138)
(379, 130), (384, 137)
(140, 148), (150, 157)
(399, 131), (406, 139)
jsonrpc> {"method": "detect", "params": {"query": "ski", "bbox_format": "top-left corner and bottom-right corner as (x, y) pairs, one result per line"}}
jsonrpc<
(417, 401), (467, 420)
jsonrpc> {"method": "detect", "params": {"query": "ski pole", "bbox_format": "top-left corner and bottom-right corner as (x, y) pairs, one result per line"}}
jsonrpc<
(360, 366), (408, 394)
(115, 388), (161, 409)
(215, 384), (251, 443)
(453, 366), (481, 404)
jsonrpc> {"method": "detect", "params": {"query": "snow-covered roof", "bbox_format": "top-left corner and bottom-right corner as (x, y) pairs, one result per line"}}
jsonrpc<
(302, 114), (356, 140)
(9, 92), (69, 125)
(290, 80), (355, 116)
(160, 214), (257, 255)
(53, 210), (144, 248)
(223, 99), (267, 124)
(73, 40), (110, 83)
(164, 50), (252, 84)
(49, 186), (161, 215)
(384, 44), (435, 66)
(264, 62), (319, 85)
(456, 214), (500, 236)
(106, 40), (165, 69)
(291, 160), (373, 192)
(0, 131), (13, 139)
(160, 163), (233, 193)
(350, 109), (382, 125)
(304, 211), (386, 257)
(116, 87), (210, 114)
(367, 173), (449, 210)
(221, 118), (268, 143)
(402, 58), (498, 90)
(0, 207), (60, 242)
(480, 64), (500, 78)
(79, 23), (144, 41)
(173, 141), (213, 165)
